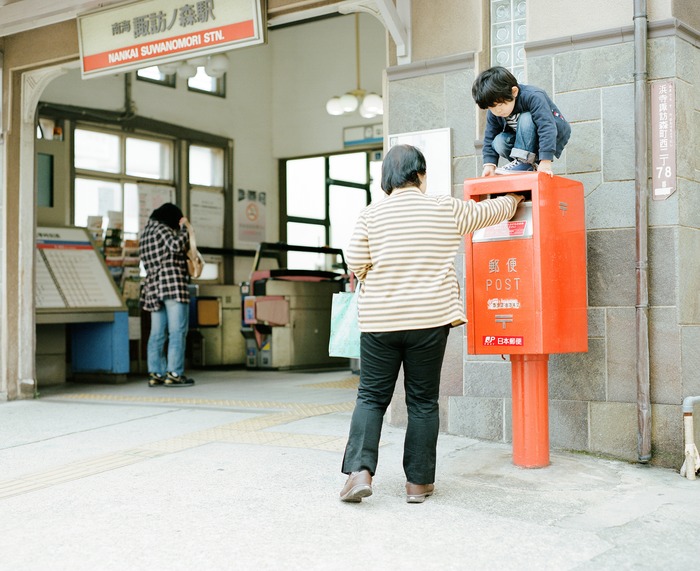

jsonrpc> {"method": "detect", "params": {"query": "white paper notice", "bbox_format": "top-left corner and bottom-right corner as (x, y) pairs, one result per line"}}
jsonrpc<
(388, 128), (452, 196)
(138, 184), (176, 235)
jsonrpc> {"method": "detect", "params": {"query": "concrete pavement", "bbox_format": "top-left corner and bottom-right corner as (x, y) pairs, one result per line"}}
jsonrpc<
(1, 368), (699, 570)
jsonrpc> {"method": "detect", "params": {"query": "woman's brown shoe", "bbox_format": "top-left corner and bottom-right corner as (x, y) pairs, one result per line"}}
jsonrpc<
(406, 482), (434, 503)
(339, 470), (373, 502)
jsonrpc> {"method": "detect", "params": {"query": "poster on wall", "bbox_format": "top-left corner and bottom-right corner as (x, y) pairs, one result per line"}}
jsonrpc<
(78, 0), (267, 78)
(138, 183), (176, 235)
(237, 188), (266, 245)
(190, 188), (225, 248)
(388, 128), (452, 196)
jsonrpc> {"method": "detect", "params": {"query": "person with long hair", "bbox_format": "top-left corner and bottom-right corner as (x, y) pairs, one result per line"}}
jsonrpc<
(139, 202), (195, 387)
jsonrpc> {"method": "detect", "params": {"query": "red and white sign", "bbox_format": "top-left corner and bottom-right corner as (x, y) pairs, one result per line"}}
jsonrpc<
(78, 0), (265, 78)
(478, 219), (527, 240)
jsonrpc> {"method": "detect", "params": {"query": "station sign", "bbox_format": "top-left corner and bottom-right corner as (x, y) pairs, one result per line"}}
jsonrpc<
(78, 0), (266, 78)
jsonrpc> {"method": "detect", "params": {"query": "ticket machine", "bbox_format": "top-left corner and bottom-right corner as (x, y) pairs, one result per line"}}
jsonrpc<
(464, 172), (588, 467)
(241, 243), (350, 370)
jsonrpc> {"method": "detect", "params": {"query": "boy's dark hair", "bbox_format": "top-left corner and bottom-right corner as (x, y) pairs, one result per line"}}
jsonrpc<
(472, 66), (519, 110)
(381, 144), (426, 195)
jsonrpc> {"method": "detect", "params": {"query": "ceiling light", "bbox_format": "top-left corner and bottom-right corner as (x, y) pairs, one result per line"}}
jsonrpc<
(148, 54), (229, 80)
(176, 63), (197, 79)
(325, 14), (383, 118)
(326, 97), (344, 116)
(205, 54), (229, 78)
(158, 62), (179, 75)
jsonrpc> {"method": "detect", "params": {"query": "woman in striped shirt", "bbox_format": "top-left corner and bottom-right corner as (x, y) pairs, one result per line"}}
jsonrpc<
(339, 144), (523, 504)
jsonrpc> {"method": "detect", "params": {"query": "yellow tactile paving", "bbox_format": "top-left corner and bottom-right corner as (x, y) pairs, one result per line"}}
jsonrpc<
(314, 439), (351, 452)
(0, 454), (145, 499)
(0, 392), (361, 500)
(50, 393), (355, 417)
(267, 433), (340, 448)
(213, 431), (290, 445)
(220, 413), (309, 431)
(303, 377), (360, 390)
(137, 438), (205, 454)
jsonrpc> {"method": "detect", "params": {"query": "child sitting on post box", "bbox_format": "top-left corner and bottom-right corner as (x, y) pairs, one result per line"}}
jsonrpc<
(472, 66), (571, 177)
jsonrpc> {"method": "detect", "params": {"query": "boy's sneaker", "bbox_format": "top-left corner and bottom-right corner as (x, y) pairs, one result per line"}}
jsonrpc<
(165, 372), (195, 387)
(495, 159), (536, 175)
(148, 373), (165, 387)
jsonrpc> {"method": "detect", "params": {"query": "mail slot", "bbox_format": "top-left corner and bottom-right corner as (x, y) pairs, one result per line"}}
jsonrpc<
(465, 172), (587, 355)
(464, 172), (588, 468)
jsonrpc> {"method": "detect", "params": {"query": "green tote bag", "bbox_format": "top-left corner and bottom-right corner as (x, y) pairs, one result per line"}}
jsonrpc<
(328, 287), (361, 359)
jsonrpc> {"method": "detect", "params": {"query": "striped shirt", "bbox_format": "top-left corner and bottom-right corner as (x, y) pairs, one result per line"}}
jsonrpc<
(506, 112), (520, 131)
(346, 188), (519, 332)
(139, 219), (190, 312)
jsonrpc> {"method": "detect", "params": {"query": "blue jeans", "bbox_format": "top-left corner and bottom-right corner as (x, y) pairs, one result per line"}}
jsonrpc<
(341, 325), (450, 484)
(492, 112), (538, 164)
(147, 299), (189, 376)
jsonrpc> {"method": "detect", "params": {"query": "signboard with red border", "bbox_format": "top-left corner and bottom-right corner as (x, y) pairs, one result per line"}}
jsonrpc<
(78, 0), (266, 79)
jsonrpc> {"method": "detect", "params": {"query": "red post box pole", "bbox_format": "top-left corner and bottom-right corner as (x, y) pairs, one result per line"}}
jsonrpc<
(510, 354), (550, 468)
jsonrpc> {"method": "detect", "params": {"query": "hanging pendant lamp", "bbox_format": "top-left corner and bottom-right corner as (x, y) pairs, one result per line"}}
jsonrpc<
(325, 14), (383, 118)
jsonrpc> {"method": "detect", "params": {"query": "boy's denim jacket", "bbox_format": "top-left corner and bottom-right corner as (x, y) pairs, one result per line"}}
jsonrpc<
(482, 84), (571, 164)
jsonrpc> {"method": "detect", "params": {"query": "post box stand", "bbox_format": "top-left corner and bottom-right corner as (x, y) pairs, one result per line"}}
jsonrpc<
(511, 354), (549, 467)
(464, 172), (588, 468)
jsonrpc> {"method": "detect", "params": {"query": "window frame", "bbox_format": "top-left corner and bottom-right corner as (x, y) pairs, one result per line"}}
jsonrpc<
(135, 67), (177, 88)
(279, 148), (380, 267)
(72, 125), (177, 235)
(187, 70), (226, 98)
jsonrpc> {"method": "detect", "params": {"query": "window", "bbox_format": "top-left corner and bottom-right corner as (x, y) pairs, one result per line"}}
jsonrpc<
(75, 130), (120, 173)
(189, 145), (224, 187)
(282, 150), (381, 271)
(491, 0), (527, 82)
(126, 137), (173, 180)
(188, 144), (226, 281)
(136, 66), (176, 87)
(73, 127), (175, 236)
(188, 67), (226, 97)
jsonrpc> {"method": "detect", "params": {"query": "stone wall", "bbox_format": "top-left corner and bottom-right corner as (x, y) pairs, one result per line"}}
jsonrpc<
(387, 23), (700, 469)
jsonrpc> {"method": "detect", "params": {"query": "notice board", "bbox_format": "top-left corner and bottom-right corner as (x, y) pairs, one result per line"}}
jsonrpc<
(36, 227), (125, 313)
(388, 128), (452, 197)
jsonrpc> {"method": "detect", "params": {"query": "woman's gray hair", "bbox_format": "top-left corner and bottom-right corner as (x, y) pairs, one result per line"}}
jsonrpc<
(381, 144), (427, 195)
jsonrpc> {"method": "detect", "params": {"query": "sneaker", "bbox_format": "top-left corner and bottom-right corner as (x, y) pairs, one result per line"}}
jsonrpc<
(165, 372), (195, 387)
(148, 373), (165, 387)
(495, 158), (536, 175)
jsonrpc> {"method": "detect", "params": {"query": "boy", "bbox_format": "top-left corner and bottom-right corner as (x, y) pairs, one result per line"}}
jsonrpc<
(472, 66), (571, 176)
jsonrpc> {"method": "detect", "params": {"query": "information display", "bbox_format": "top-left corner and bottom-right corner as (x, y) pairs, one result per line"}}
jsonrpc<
(36, 227), (125, 311)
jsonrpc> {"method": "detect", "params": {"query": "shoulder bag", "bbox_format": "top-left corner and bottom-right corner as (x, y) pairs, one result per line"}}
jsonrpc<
(185, 222), (205, 278)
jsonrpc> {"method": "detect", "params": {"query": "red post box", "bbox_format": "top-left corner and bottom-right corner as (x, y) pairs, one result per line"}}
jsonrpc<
(464, 172), (588, 468)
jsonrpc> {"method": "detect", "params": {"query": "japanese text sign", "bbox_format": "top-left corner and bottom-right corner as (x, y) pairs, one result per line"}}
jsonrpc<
(78, 0), (265, 78)
(651, 80), (676, 201)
